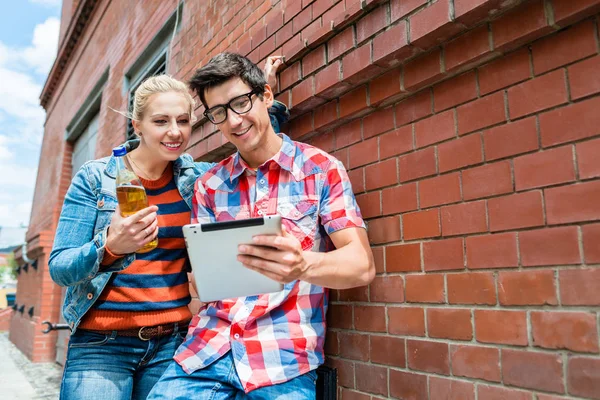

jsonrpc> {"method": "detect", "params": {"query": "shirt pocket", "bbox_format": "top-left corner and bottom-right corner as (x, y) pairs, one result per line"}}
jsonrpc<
(277, 200), (318, 251)
(94, 195), (117, 236)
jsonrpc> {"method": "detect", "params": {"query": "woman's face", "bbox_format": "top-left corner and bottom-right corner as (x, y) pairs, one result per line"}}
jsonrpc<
(132, 91), (192, 161)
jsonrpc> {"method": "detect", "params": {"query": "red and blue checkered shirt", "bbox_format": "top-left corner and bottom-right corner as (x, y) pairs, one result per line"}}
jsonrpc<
(174, 134), (365, 392)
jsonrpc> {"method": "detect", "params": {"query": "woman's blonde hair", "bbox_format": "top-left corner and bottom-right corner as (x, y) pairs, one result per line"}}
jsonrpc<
(114, 74), (196, 123)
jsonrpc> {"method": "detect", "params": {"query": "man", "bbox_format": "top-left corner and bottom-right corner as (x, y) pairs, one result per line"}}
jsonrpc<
(149, 53), (375, 399)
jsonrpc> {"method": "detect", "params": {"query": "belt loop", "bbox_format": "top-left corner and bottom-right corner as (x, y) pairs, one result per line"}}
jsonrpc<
(109, 331), (118, 340)
(174, 322), (179, 334)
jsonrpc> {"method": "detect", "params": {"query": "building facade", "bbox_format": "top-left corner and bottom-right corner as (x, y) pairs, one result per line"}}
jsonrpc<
(11, 0), (600, 398)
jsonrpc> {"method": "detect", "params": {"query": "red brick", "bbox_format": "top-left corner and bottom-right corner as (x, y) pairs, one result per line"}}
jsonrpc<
(365, 158), (398, 190)
(338, 284), (369, 302)
(568, 357), (600, 399)
(405, 274), (445, 303)
(275, 20), (294, 47)
(532, 311), (599, 353)
(444, 25), (492, 72)
(546, 180), (600, 224)
(479, 48), (531, 95)
(553, 0), (600, 25)
(484, 116), (538, 161)
(477, 385), (534, 400)
(462, 161), (513, 201)
(338, 332), (370, 361)
(520, 226), (581, 266)
(475, 310), (528, 346)
(466, 232), (518, 269)
(370, 275), (405, 303)
(403, 209), (440, 240)
(577, 138), (600, 179)
(354, 305), (386, 333)
(457, 92), (506, 135)
(323, 0), (345, 24)
(328, 304), (354, 329)
(453, 0), (504, 25)
(356, 5), (387, 43)
(312, 0), (337, 18)
(540, 96), (600, 147)
(488, 191), (544, 232)
(372, 246), (384, 274)
(302, 46), (326, 76)
(441, 201), (487, 236)
(448, 272), (497, 305)
(370, 336), (406, 367)
(559, 269), (600, 306)
(288, 111), (314, 139)
(399, 147), (437, 182)
(438, 134), (483, 173)
(379, 125), (413, 159)
(340, 389), (368, 400)
(388, 307), (425, 336)
(451, 344), (500, 382)
(335, 119), (361, 148)
(348, 137), (379, 168)
(367, 215), (401, 244)
(428, 308), (472, 340)
(382, 182), (418, 215)
(415, 110), (455, 148)
(510, 70), (569, 119)
(502, 349), (565, 393)
(492, 0), (552, 50)
(532, 20), (597, 75)
(515, 146), (576, 191)
(339, 86), (369, 118)
(409, 0), (461, 48)
(390, 0), (427, 22)
(498, 269), (558, 306)
(418, 173), (461, 208)
(342, 43), (384, 84)
(372, 21), (413, 68)
(363, 107), (394, 139)
(369, 68), (403, 105)
(404, 50), (443, 91)
(315, 61), (350, 99)
(280, 61), (301, 90)
(356, 191), (380, 219)
(429, 377), (475, 400)
(283, 0), (303, 23)
(385, 243), (421, 272)
(583, 223), (600, 263)
(407, 339), (449, 374)
(292, 5), (312, 34)
(291, 76), (315, 108)
(434, 72), (478, 112)
(395, 90), (432, 126)
(569, 55), (600, 100)
(313, 101), (338, 130)
(423, 238), (464, 271)
(326, 358), (353, 387)
(389, 370), (427, 400)
(327, 26), (354, 60)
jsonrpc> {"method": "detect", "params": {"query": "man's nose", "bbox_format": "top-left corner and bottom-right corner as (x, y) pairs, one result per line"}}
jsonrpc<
(226, 109), (243, 126)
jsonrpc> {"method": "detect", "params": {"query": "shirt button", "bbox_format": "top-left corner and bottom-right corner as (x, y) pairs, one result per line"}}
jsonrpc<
(86, 293), (93, 300)
(257, 210), (263, 215)
(234, 333), (240, 339)
(97, 199), (104, 208)
(259, 179), (265, 184)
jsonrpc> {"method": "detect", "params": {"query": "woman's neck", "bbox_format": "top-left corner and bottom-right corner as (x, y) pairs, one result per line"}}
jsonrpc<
(127, 148), (169, 181)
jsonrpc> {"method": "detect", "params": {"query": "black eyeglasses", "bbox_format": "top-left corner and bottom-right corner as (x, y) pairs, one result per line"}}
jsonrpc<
(204, 90), (260, 124)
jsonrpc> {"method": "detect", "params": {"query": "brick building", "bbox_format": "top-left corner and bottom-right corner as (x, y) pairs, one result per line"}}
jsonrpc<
(11, 0), (600, 398)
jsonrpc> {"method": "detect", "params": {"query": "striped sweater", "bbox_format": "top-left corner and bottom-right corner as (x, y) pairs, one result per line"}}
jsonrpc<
(79, 164), (192, 330)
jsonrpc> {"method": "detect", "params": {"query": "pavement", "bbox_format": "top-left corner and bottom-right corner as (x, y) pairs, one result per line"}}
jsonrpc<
(0, 333), (62, 399)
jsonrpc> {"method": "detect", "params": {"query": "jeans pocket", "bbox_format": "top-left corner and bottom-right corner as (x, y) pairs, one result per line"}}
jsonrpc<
(68, 331), (110, 348)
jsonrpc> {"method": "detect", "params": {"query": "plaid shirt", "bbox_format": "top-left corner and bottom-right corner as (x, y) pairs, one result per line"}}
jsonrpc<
(174, 133), (364, 392)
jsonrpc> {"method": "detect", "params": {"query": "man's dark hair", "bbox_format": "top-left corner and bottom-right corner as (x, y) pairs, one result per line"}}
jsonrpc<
(189, 52), (266, 106)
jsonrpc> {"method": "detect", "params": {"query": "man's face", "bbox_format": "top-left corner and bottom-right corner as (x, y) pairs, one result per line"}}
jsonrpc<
(204, 77), (275, 166)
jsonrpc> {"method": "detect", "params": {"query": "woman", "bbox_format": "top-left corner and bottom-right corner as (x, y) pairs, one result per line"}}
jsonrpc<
(49, 58), (286, 400)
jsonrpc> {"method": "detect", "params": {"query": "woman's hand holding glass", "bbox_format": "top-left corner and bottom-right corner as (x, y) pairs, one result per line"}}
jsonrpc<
(105, 205), (159, 255)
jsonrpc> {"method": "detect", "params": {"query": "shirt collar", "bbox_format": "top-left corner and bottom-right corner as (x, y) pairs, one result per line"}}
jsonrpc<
(228, 133), (301, 182)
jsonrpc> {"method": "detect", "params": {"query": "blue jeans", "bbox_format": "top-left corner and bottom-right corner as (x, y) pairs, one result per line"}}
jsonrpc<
(147, 351), (317, 399)
(60, 328), (185, 400)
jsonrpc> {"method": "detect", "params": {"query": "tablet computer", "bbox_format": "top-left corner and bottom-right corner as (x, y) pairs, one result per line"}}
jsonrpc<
(182, 215), (284, 302)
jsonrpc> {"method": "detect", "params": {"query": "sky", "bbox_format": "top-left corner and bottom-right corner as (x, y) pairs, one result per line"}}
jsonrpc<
(0, 0), (61, 230)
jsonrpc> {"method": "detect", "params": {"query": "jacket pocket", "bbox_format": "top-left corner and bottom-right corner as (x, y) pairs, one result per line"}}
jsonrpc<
(93, 195), (117, 236)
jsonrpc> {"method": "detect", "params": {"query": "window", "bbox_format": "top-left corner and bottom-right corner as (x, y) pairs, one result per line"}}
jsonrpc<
(123, 2), (183, 139)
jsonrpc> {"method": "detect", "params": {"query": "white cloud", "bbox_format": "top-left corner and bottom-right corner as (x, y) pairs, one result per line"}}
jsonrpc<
(21, 17), (60, 75)
(29, 0), (62, 8)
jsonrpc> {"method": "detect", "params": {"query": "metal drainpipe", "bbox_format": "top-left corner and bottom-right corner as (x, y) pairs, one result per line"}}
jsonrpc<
(21, 242), (35, 264)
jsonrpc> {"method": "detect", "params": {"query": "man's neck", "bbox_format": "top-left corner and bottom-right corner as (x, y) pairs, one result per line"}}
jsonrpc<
(241, 132), (283, 169)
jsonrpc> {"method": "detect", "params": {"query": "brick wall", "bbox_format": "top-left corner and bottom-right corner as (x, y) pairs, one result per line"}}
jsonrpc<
(16, 0), (600, 397)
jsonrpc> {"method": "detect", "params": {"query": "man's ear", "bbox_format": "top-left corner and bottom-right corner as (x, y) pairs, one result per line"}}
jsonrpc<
(263, 84), (274, 108)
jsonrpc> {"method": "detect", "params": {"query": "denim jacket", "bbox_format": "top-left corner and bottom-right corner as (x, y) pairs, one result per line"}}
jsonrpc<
(49, 101), (289, 332)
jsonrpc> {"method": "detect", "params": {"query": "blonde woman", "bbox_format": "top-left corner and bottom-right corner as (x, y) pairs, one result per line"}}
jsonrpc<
(49, 58), (286, 400)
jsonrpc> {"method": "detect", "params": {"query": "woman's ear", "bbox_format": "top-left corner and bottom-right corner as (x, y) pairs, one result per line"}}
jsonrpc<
(131, 119), (141, 136)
